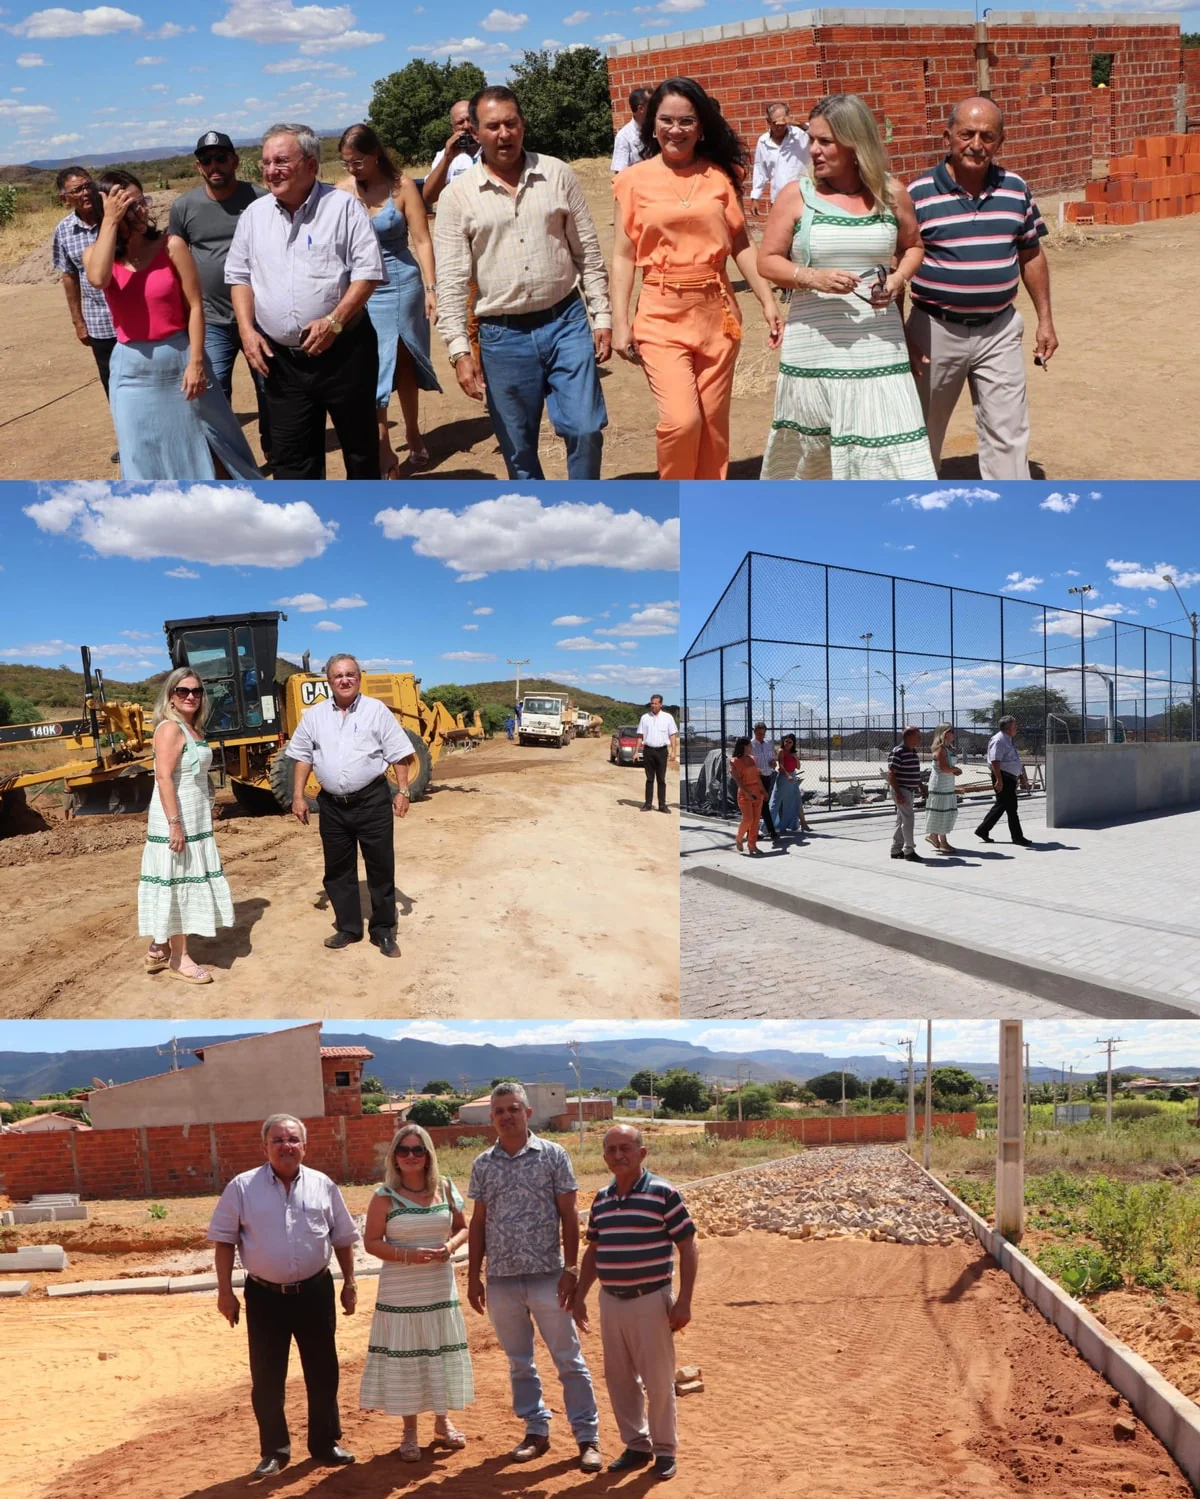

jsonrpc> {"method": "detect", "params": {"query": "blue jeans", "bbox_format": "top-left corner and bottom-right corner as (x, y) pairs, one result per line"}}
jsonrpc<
(477, 293), (606, 480)
(486, 1272), (599, 1442)
(205, 320), (271, 457)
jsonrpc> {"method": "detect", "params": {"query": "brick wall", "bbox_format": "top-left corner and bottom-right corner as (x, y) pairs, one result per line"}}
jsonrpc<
(0, 1116), (498, 1202)
(607, 17), (1183, 194)
(1185, 48), (1200, 125)
(705, 1110), (977, 1143)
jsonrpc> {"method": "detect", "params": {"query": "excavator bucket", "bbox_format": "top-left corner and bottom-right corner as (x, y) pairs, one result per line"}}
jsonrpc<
(67, 769), (155, 818)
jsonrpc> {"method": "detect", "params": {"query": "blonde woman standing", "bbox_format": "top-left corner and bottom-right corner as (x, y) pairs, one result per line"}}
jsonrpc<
(924, 722), (963, 853)
(138, 667), (233, 983)
(360, 1124), (474, 1460)
(757, 94), (935, 480)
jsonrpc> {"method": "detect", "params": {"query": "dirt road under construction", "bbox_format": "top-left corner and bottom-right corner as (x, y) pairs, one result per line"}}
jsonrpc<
(0, 735), (678, 1017)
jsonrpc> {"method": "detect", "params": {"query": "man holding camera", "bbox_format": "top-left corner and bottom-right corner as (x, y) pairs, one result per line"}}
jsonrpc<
(422, 100), (479, 208)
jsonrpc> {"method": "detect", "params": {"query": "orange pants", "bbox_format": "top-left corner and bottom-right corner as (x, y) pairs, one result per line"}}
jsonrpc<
(736, 790), (762, 850)
(634, 279), (740, 480)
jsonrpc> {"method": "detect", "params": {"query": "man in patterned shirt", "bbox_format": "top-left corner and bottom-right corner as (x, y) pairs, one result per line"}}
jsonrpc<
(50, 166), (118, 411)
(467, 1081), (602, 1471)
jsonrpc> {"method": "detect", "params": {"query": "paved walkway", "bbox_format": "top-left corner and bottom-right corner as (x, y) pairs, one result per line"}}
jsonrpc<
(681, 800), (1200, 1018)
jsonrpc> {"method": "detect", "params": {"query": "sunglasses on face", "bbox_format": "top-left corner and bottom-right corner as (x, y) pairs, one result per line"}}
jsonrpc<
(174, 686), (202, 698)
(197, 152), (233, 166)
(395, 1144), (427, 1158)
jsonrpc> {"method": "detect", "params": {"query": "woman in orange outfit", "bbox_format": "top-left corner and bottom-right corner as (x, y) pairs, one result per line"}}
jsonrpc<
(729, 736), (766, 855)
(612, 77), (783, 479)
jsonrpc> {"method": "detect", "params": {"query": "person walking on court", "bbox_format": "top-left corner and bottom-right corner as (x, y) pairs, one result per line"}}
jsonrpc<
(887, 725), (925, 862)
(635, 694), (678, 813)
(729, 737), (766, 855)
(976, 714), (1032, 846)
(923, 722), (962, 854)
(747, 722), (781, 845)
(287, 654), (419, 958)
(208, 1113), (359, 1478)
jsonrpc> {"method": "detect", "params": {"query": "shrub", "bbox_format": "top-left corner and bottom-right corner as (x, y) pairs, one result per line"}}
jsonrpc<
(408, 1097), (453, 1128)
(0, 689), (40, 728)
(148, 1203), (168, 1221)
(0, 184), (18, 227)
(1037, 1244), (1122, 1298)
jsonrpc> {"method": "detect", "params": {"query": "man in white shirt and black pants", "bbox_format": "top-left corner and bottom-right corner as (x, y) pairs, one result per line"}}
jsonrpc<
(287, 653), (419, 957)
(208, 1113), (360, 1477)
(748, 722), (781, 845)
(635, 695), (678, 814)
(976, 715), (1033, 847)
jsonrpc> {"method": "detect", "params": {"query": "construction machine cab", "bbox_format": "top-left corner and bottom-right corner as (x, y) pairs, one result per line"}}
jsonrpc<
(164, 612), (285, 744)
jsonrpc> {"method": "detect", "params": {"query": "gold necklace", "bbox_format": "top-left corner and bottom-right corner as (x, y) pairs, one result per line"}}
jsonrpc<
(664, 158), (703, 210)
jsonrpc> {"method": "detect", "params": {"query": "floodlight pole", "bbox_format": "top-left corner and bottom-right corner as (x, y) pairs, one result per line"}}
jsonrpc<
(567, 1040), (585, 1154)
(923, 1021), (933, 1171)
(1161, 574), (1198, 742)
(860, 634), (873, 758)
(996, 1021), (1025, 1242)
(898, 1037), (916, 1148)
(1068, 586), (1094, 740)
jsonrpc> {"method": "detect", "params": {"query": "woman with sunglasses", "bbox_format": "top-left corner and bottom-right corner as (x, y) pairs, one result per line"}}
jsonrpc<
(361, 1124), (473, 1459)
(138, 668), (233, 985)
(611, 76), (783, 480)
(336, 124), (442, 477)
(83, 168), (259, 480)
(757, 94), (936, 480)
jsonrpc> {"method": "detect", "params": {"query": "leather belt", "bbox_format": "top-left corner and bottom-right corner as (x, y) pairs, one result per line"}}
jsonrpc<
(247, 1269), (329, 1296)
(602, 1278), (672, 1300)
(912, 301), (1008, 329)
(318, 775), (388, 807)
(478, 289), (581, 328)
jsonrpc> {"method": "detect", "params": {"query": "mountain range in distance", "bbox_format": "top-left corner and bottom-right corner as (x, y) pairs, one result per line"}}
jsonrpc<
(1, 1031), (1191, 1102)
(21, 131), (347, 172)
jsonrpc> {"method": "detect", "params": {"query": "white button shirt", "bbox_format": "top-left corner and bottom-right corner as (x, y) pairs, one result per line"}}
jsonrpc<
(750, 126), (812, 200)
(208, 1163), (359, 1284)
(748, 737), (776, 773)
(610, 118), (644, 173)
(987, 731), (1024, 776)
(638, 710), (678, 748)
(287, 692), (416, 796)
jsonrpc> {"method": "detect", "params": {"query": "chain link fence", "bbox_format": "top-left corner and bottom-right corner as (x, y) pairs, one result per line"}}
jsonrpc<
(683, 552), (1199, 816)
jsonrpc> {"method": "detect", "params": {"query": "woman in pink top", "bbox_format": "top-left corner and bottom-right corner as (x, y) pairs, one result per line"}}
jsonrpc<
(84, 169), (258, 479)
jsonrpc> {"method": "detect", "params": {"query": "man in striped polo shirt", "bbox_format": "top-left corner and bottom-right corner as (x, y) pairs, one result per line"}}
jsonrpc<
(887, 725), (925, 862)
(906, 97), (1058, 480)
(574, 1125), (698, 1482)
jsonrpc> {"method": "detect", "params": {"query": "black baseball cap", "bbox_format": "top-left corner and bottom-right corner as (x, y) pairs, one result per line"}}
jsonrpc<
(195, 131), (235, 154)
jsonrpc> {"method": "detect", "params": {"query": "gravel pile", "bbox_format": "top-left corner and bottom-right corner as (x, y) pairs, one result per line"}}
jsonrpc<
(685, 1146), (972, 1247)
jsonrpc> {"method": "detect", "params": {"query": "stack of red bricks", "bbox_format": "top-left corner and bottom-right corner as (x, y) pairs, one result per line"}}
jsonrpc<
(1066, 134), (1200, 225)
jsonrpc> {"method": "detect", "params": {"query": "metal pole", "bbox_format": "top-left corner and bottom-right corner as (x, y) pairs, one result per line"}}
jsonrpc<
(1024, 1041), (1031, 1126)
(923, 1021), (933, 1171)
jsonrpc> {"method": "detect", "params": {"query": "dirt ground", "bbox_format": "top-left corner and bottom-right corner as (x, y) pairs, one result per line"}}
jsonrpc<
(0, 734), (679, 1016)
(0, 1233), (1189, 1499)
(1, 162), (1197, 480)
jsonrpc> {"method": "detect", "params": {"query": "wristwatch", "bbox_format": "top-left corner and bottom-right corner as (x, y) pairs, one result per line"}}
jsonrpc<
(450, 350), (471, 365)
(394, 786), (410, 799)
(562, 1265), (579, 1277)
(327, 313), (344, 336)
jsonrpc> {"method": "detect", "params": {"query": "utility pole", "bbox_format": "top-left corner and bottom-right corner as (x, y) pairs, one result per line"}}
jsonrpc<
(156, 1035), (184, 1071)
(1068, 584), (1094, 740)
(923, 1021), (933, 1171)
(840, 1064), (848, 1118)
(735, 1062), (750, 1124)
(1161, 573), (1198, 742)
(1024, 1041), (1031, 1127)
(507, 657), (530, 706)
(898, 1037), (916, 1148)
(566, 1040), (585, 1155)
(1095, 1037), (1124, 1130)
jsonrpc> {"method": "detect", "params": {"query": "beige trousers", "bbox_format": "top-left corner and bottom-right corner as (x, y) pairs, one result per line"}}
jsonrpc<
(906, 303), (1030, 480)
(599, 1286), (678, 1456)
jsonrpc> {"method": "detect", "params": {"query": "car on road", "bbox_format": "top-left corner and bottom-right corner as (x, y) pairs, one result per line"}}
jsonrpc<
(610, 724), (641, 765)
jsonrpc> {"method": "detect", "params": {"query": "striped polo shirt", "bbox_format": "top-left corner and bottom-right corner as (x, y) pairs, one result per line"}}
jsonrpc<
(908, 159), (1046, 317)
(587, 1170), (696, 1290)
(887, 743), (922, 791)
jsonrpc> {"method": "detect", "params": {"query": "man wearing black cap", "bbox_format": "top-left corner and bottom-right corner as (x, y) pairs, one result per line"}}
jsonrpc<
(168, 132), (271, 463)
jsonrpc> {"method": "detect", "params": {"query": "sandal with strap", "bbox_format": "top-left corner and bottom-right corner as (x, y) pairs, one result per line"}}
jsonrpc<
(168, 959), (213, 986)
(399, 1433), (422, 1462)
(407, 444), (431, 472)
(434, 1421), (467, 1451)
(145, 945), (170, 974)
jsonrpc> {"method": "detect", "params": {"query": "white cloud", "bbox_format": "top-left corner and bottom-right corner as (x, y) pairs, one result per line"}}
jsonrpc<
(472, 606), (493, 616)
(26, 483), (337, 569)
(176, 92), (204, 104)
(263, 55), (352, 72)
(552, 614), (591, 626)
(43, 130), (81, 144)
(313, 620), (341, 631)
(0, 99), (54, 119)
(550, 664), (679, 690)
(481, 7), (527, 29)
(595, 30), (623, 40)
(11, 5), (142, 37)
(883, 542), (915, 552)
(657, 0), (702, 9)
(146, 20), (193, 36)
(890, 486), (1001, 511)
(441, 650), (497, 661)
(1039, 491), (1079, 514)
(298, 26), (382, 50)
(210, 0), (380, 52)
(1002, 572), (1044, 594)
(1107, 559), (1200, 592)
(594, 599), (678, 637)
(408, 34), (510, 55)
(165, 565), (199, 578)
(120, 629), (152, 639)
(1039, 605), (1129, 640)
(462, 623), (479, 631)
(143, 82), (169, 91)
(557, 637), (616, 651)
(541, 35), (560, 45)
(0, 638), (166, 663)
(15, 50), (46, 63)
(374, 494), (678, 581)
(562, 7), (589, 20)
(273, 591), (367, 611)
(133, 52), (163, 61)
(360, 656), (414, 667)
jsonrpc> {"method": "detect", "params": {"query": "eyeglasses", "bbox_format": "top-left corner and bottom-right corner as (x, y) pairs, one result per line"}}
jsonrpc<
(173, 686), (202, 698)
(197, 151), (233, 165)
(395, 1144), (427, 1158)
(658, 116), (698, 130)
(341, 156), (367, 167)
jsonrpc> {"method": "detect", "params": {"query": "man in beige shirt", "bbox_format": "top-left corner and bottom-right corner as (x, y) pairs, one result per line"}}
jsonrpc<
(434, 85), (611, 479)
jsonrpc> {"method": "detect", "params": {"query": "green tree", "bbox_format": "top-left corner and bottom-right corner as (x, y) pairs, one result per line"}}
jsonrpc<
(423, 1080), (454, 1095)
(423, 683), (480, 720)
(0, 689), (40, 727)
(407, 1097), (454, 1128)
(482, 700), (512, 734)
(361, 1075), (384, 1094)
(969, 685), (1072, 732)
(1168, 1087), (1191, 1103)
(510, 47), (614, 160)
(368, 59), (488, 164)
(658, 1068), (709, 1114)
(491, 1076), (519, 1088)
(770, 1079), (805, 1102)
(629, 1070), (657, 1096)
(616, 1087), (638, 1103)
(929, 1067), (982, 1100)
(870, 1077), (899, 1100)
(362, 1101), (382, 1115)
(807, 1071), (861, 1104)
(722, 1084), (776, 1120)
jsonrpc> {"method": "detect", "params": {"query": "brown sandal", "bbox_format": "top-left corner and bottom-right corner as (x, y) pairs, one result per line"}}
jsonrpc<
(144, 945), (170, 974)
(168, 959), (213, 986)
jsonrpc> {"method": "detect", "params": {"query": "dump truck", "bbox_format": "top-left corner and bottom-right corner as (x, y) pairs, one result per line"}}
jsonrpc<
(0, 611), (484, 833)
(575, 710), (593, 737)
(518, 692), (576, 748)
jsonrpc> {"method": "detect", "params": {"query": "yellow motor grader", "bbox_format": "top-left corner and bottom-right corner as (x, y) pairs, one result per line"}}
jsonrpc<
(0, 610), (483, 830)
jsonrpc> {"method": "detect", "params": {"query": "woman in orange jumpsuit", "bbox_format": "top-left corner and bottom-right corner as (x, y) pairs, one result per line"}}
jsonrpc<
(729, 736), (767, 855)
(612, 77), (783, 480)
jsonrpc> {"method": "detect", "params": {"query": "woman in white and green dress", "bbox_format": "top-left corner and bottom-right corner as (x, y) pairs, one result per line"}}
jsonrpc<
(360, 1124), (474, 1460)
(757, 94), (936, 480)
(924, 722), (963, 854)
(138, 666), (233, 984)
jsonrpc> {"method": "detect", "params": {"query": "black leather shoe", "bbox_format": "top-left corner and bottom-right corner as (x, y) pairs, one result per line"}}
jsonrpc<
(252, 1454), (288, 1477)
(641, 803), (652, 812)
(324, 931), (361, 949)
(654, 1454), (677, 1480)
(903, 851), (923, 863)
(658, 806), (671, 813)
(609, 1448), (653, 1473)
(315, 1447), (356, 1466)
(974, 829), (994, 844)
(372, 934), (400, 957)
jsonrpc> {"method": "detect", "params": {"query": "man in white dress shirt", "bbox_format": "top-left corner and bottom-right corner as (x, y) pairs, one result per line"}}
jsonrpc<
(750, 103), (811, 202)
(209, 1113), (360, 1477)
(225, 121), (385, 479)
(611, 87), (652, 174)
(287, 654), (419, 957)
(748, 722), (781, 845)
(635, 695), (678, 814)
(422, 98), (480, 208)
(975, 714), (1033, 847)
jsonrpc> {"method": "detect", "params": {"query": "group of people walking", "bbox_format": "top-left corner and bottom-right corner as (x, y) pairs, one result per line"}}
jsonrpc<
(728, 723), (814, 854)
(208, 1085), (698, 1479)
(53, 77), (1055, 482)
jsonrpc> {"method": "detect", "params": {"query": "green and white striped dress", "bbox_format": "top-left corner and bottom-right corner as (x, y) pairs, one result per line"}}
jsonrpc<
(924, 750), (960, 835)
(761, 183), (936, 481)
(360, 1181), (474, 1416)
(137, 725), (234, 943)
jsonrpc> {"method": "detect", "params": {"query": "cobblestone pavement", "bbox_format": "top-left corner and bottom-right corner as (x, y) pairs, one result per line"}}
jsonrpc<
(680, 799), (1200, 1015)
(681, 874), (1070, 1017)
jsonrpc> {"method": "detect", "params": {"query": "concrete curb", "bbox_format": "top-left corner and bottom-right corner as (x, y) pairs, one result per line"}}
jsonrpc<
(44, 1263), (393, 1299)
(683, 864), (1198, 1019)
(0, 1279), (30, 1297)
(915, 1160), (1200, 1490)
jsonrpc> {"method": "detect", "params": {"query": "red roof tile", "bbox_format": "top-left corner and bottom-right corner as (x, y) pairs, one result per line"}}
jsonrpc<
(320, 1046), (375, 1060)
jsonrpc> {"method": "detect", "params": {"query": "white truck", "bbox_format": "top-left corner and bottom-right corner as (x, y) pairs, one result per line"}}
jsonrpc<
(518, 693), (576, 748)
(575, 710), (593, 737)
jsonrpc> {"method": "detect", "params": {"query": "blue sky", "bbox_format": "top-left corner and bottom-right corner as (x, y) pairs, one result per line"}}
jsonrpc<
(1, 1017), (1199, 1071)
(3, 1), (1197, 165)
(0, 481), (679, 698)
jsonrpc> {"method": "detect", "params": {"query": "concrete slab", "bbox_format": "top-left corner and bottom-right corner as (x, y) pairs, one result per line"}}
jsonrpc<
(11, 1205), (88, 1223)
(0, 1279), (31, 1297)
(30, 1194), (80, 1205)
(0, 1246), (68, 1271)
(167, 1274), (218, 1294)
(0, 1211), (13, 1227)
(47, 1277), (170, 1298)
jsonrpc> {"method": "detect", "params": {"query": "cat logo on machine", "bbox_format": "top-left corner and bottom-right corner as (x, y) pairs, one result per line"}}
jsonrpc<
(300, 680), (332, 707)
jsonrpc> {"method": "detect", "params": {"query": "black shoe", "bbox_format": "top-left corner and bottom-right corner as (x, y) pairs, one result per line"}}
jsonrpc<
(372, 933), (400, 957)
(109, 450), (120, 466)
(324, 931), (362, 949)
(641, 803), (653, 812)
(890, 849), (904, 859)
(974, 829), (994, 844)
(654, 1455), (677, 1480)
(609, 1448), (654, 1473)
(658, 805), (671, 814)
(903, 851), (923, 862)
(315, 1447), (356, 1467)
(253, 1454), (289, 1477)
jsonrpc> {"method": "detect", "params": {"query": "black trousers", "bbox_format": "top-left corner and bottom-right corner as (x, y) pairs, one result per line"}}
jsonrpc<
(758, 772), (778, 839)
(317, 777), (396, 940)
(978, 770), (1025, 842)
(264, 316), (379, 479)
(245, 1271), (341, 1460)
(90, 336), (117, 400)
(643, 743), (669, 808)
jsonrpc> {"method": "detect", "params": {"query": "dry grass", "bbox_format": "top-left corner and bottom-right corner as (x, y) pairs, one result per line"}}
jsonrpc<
(0, 203), (65, 271)
(731, 342), (777, 400)
(923, 1114), (1200, 1183)
(1043, 222), (1131, 251)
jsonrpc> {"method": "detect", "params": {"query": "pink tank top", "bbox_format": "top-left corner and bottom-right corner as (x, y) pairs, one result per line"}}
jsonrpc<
(105, 241), (186, 343)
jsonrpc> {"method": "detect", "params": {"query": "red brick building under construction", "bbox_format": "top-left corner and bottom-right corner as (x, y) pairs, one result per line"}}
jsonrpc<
(605, 8), (1191, 197)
